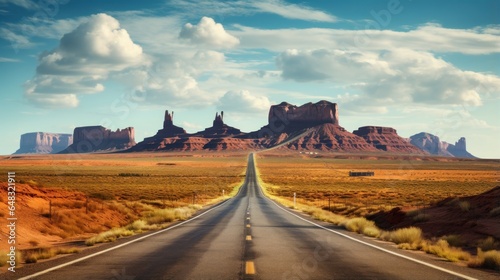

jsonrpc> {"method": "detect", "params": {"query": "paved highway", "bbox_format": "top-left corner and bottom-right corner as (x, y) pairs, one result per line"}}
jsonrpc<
(8, 154), (497, 280)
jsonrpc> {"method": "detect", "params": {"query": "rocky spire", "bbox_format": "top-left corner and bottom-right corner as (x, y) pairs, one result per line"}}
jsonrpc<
(163, 110), (174, 129)
(213, 111), (224, 128)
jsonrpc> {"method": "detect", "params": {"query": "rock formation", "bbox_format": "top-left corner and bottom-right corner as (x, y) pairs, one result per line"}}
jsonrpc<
(193, 111), (242, 137)
(14, 132), (73, 154)
(265, 100), (339, 133)
(126, 102), (476, 155)
(147, 110), (186, 140)
(447, 137), (475, 158)
(60, 126), (135, 153)
(130, 110), (255, 152)
(275, 123), (379, 152)
(410, 133), (475, 158)
(353, 126), (427, 154)
(409, 132), (452, 156)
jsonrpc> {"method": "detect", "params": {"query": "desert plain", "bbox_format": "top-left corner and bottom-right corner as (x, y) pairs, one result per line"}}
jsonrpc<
(0, 151), (499, 272)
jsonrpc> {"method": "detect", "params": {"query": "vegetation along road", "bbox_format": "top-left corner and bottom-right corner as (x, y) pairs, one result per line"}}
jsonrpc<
(8, 154), (497, 280)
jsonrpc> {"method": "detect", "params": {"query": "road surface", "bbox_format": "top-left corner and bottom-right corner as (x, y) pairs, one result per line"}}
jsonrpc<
(7, 154), (497, 280)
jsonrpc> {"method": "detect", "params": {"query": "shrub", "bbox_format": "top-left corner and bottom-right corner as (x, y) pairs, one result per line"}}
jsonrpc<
(469, 249), (500, 271)
(458, 201), (470, 212)
(490, 207), (500, 216)
(343, 218), (381, 238)
(385, 227), (422, 245)
(478, 237), (498, 251)
(413, 213), (430, 222)
(442, 235), (464, 247)
(422, 239), (470, 262)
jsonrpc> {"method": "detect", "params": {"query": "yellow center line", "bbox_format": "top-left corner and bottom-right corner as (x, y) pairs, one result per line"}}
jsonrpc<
(246, 224), (251, 228)
(245, 261), (255, 275)
(246, 235), (252, 241)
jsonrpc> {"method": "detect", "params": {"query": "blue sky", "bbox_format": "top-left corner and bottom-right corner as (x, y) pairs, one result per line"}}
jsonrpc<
(0, 0), (499, 158)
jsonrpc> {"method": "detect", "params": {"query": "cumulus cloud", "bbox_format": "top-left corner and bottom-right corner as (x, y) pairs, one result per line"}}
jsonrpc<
(217, 90), (271, 113)
(277, 48), (500, 107)
(124, 50), (228, 107)
(179, 17), (239, 48)
(25, 13), (146, 108)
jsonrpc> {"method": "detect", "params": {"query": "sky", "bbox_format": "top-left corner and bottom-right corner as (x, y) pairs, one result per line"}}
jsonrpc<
(0, 0), (499, 158)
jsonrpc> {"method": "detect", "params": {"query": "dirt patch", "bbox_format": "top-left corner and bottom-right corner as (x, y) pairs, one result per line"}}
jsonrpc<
(0, 182), (131, 251)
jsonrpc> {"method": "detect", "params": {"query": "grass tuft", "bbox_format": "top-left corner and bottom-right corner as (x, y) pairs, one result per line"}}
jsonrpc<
(382, 227), (422, 245)
(468, 249), (500, 271)
(344, 218), (380, 237)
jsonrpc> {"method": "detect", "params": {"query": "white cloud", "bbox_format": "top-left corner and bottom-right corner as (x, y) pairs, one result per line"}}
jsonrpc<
(217, 90), (271, 113)
(25, 13), (146, 108)
(0, 0), (38, 9)
(169, 0), (337, 23)
(252, 0), (338, 22)
(277, 48), (500, 107)
(0, 57), (19, 62)
(0, 27), (34, 49)
(233, 24), (500, 54)
(179, 17), (239, 48)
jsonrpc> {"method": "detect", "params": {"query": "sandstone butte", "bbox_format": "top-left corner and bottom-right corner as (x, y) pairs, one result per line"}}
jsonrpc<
(12, 100), (475, 157)
(128, 100), (474, 156)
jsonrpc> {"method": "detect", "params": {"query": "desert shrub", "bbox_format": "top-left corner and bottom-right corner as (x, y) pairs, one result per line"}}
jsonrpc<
(384, 227), (422, 245)
(118, 173), (149, 177)
(0, 250), (22, 267)
(126, 220), (148, 231)
(422, 239), (470, 262)
(442, 235), (464, 247)
(478, 237), (499, 251)
(23, 247), (79, 264)
(413, 213), (430, 222)
(458, 201), (470, 212)
(89, 192), (114, 200)
(490, 207), (500, 216)
(85, 228), (134, 246)
(469, 249), (500, 271)
(344, 218), (380, 237)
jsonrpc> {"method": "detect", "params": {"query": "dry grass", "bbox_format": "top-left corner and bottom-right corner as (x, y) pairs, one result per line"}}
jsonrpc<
(420, 240), (471, 262)
(469, 249), (500, 270)
(255, 154), (498, 217)
(23, 247), (80, 264)
(0, 250), (22, 268)
(344, 218), (381, 237)
(382, 227), (423, 245)
(0, 153), (247, 201)
(255, 156), (487, 266)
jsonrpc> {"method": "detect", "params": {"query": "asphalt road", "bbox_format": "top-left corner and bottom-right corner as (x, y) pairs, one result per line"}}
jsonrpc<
(8, 154), (498, 280)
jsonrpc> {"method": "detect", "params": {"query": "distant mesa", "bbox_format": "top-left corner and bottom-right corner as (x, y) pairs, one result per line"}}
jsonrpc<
(14, 132), (73, 154)
(265, 100), (339, 133)
(353, 126), (427, 154)
(60, 126), (135, 153)
(409, 132), (475, 158)
(20, 101), (477, 156)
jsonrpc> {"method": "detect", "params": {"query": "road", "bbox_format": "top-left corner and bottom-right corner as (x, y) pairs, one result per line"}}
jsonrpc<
(9, 153), (497, 280)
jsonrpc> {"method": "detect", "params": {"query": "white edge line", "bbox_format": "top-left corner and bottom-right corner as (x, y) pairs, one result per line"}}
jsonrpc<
(19, 181), (246, 280)
(264, 196), (478, 280)
(251, 157), (478, 280)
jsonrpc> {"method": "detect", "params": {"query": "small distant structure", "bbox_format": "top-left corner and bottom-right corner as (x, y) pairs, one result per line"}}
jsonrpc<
(349, 171), (374, 177)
